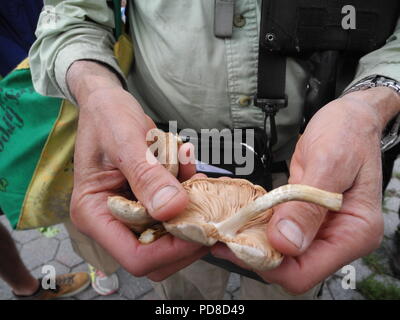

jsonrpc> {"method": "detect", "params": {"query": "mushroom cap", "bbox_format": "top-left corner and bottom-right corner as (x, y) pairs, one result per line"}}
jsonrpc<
(163, 178), (284, 270)
(108, 128), (181, 233)
(107, 196), (156, 233)
(146, 128), (182, 178)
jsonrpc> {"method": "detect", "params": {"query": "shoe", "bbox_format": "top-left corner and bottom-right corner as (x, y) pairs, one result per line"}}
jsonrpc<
(14, 272), (91, 300)
(88, 265), (119, 296)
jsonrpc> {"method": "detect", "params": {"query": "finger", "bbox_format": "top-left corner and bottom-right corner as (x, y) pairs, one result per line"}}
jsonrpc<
(145, 115), (157, 129)
(177, 143), (196, 181)
(94, 225), (204, 279)
(261, 156), (382, 293)
(267, 152), (358, 256)
(211, 243), (254, 271)
(212, 213), (377, 294)
(96, 107), (189, 221)
(117, 137), (188, 221)
(133, 234), (206, 272)
(267, 201), (328, 256)
(264, 215), (381, 294)
(74, 196), (207, 277)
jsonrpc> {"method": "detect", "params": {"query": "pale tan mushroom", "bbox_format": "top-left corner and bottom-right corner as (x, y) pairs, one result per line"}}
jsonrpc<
(108, 178), (342, 271)
(163, 178), (342, 271)
(146, 128), (182, 178)
(107, 196), (156, 233)
(138, 224), (168, 244)
(107, 129), (343, 271)
(163, 178), (268, 246)
(108, 129), (181, 232)
(163, 178), (283, 270)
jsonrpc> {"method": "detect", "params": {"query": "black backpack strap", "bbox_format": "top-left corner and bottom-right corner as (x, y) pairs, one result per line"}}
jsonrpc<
(255, 51), (287, 116)
(255, 0), (288, 113)
(254, 0), (288, 172)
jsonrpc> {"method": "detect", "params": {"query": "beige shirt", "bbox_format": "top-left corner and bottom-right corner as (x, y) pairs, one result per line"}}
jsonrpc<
(29, 0), (400, 161)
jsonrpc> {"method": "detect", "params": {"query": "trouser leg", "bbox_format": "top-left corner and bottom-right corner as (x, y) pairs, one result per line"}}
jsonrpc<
(64, 220), (120, 275)
(239, 276), (323, 300)
(151, 260), (230, 300)
(153, 262), (323, 300)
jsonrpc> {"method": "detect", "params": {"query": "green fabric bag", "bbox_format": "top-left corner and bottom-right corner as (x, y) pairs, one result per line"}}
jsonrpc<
(0, 64), (77, 229)
(0, 1), (133, 229)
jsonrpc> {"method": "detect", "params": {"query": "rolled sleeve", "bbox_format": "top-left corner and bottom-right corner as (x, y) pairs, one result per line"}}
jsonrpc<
(29, 0), (126, 105)
(348, 17), (400, 87)
(54, 42), (126, 104)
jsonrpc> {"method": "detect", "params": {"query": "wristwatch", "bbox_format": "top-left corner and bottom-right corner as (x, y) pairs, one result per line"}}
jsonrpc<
(342, 75), (400, 152)
(343, 75), (400, 95)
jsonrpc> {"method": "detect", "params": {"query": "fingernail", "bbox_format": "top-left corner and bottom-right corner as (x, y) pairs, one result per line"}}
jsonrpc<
(277, 219), (304, 249)
(151, 186), (179, 211)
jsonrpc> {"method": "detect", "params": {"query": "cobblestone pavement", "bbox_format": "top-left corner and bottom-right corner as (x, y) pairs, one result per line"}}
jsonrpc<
(1, 160), (400, 300)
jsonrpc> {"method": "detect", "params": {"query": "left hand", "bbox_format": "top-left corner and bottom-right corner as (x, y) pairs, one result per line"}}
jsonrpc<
(211, 87), (400, 294)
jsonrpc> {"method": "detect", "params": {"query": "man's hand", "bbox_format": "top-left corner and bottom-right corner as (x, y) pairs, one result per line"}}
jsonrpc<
(212, 87), (400, 294)
(68, 61), (208, 281)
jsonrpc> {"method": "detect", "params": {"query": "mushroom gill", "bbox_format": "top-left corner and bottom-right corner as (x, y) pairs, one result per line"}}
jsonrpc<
(163, 178), (284, 270)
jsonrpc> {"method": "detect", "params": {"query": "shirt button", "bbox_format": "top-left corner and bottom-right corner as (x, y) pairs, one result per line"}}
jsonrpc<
(239, 96), (252, 107)
(233, 14), (246, 28)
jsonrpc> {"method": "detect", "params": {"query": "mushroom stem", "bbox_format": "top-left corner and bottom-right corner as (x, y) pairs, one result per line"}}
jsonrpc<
(214, 184), (343, 238)
(139, 224), (168, 244)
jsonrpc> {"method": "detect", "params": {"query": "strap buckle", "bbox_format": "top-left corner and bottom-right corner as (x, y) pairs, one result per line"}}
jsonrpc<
(254, 95), (288, 114)
(253, 95), (288, 161)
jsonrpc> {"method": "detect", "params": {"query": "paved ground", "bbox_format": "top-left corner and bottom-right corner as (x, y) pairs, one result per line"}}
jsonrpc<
(1, 160), (400, 300)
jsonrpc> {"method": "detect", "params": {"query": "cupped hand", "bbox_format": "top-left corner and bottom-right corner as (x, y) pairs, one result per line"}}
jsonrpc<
(212, 92), (388, 294)
(70, 83), (208, 281)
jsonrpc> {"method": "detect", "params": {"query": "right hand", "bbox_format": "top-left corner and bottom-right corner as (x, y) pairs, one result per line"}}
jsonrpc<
(68, 61), (208, 281)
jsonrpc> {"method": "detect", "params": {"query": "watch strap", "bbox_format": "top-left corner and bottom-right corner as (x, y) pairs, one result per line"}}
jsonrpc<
(343, 75), (400, 96)
(343, 75), (400, 152)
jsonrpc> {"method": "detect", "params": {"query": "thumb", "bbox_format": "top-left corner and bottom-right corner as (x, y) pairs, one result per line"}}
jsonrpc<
(267, 199), (328, 256)
(267, 163), (347, 256)
(118, 139), (188, 222)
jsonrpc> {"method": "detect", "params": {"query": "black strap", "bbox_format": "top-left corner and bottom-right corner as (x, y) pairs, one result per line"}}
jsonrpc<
(202, 254), (269, 284)
(255, 50), (287, 145)
(260, 0), (400, 55)
(256, 50), (287, 104)
(256, 0), (287, 107)
(254, 1), (287, 177)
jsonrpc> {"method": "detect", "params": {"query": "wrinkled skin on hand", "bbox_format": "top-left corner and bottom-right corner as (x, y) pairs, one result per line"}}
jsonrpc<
(69, 59), (398, 293)
(212, 92), (391, 294)
(70, 85), (209, 281)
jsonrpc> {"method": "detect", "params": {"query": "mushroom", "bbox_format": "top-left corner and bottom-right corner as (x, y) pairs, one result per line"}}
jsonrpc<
(108, 178), (342, 271)
(163, 177), (282, 270)
(146, 128), (182, 178)
(138, 224), (168, 244)
(107, 128), (343, 271)
(107, 196), (157, 233)
(163, 178), (342, 271)
(108, 128), (181, 232)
